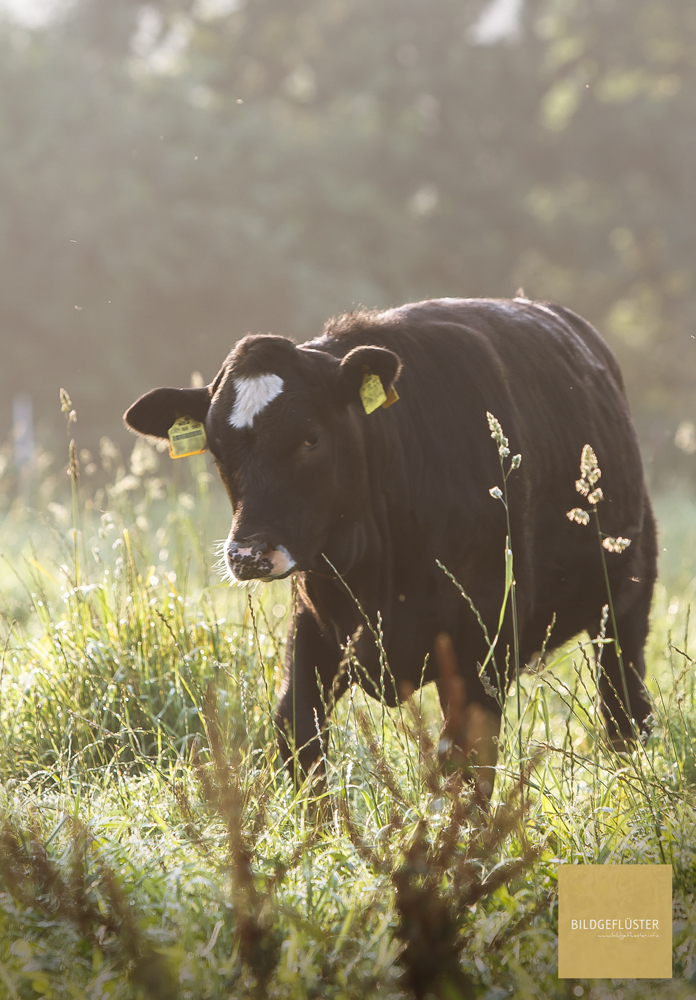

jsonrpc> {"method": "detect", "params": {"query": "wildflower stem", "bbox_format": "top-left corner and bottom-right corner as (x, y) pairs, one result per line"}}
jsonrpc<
(593, 507), (634, 734)
(499, 455), (522, 799)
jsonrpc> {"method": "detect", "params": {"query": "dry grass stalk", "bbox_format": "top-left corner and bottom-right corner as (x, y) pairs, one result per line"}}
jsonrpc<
(192, 684), (281, 993)
(0, 818), (178, 999)
(340, 695), (543, 1000)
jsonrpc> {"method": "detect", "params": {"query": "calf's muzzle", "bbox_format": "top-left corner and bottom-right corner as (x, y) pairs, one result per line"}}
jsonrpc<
(225, 534), (296, 581)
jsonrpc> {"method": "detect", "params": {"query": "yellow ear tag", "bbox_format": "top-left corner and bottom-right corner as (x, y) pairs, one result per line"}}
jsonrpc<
(383, 385), (400, 408)
(360, 373), (387, 414)
(167, 416), (207, 459)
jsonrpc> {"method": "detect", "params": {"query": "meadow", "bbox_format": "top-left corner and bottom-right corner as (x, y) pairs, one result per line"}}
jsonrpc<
(1, 419), (696, 1000)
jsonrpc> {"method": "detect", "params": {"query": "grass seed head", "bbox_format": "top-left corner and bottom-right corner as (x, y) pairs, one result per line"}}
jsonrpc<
(580, 444), (599, 480)
(602, 535), (632, 553)
(59, 388), (72, 414)
(566, 508), (590, 525)
(574, 446), (603, 509)
(486, 411), (510, 457)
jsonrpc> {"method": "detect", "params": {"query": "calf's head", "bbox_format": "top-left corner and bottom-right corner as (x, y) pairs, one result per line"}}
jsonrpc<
(124, 334), (401, 581)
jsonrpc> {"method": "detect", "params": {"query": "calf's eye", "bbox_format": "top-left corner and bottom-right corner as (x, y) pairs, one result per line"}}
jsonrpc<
(302, 432), (319, 451)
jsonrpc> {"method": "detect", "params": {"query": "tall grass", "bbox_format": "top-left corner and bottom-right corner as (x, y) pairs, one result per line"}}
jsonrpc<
(0, 417), (695, 998)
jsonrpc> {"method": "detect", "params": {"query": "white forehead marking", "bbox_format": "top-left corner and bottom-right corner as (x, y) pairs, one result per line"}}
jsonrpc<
(229, 373), (284, 429)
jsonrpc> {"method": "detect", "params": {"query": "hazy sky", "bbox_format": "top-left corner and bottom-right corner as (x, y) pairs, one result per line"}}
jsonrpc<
(470, 0), (522, 44)
(0, 0), (523, 36)
(0, 0), (63, 25)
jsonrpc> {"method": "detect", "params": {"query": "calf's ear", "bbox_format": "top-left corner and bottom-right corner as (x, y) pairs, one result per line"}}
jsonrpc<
(338, 345), (402, 401)
(124, 386), (211, 439)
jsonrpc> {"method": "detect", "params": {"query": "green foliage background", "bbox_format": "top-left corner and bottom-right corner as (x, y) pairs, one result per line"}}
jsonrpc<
(1, 0), (695, 482)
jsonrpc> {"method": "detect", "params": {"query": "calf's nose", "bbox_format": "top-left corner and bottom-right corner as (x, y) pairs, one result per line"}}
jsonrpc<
(227, 534), (271, 563)
(225, 534), (275, 580)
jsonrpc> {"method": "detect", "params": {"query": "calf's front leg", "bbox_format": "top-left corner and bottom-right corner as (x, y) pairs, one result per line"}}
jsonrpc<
(275, 604), (344, 781)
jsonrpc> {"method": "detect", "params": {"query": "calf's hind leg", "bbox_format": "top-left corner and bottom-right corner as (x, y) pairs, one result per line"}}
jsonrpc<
(590, 578), (653, 744)
(434, 633), (502, 802)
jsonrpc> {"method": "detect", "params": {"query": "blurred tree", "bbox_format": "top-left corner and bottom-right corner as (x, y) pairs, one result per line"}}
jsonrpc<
(0, 0), (694, 486)
(518, 0), (696, 479)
